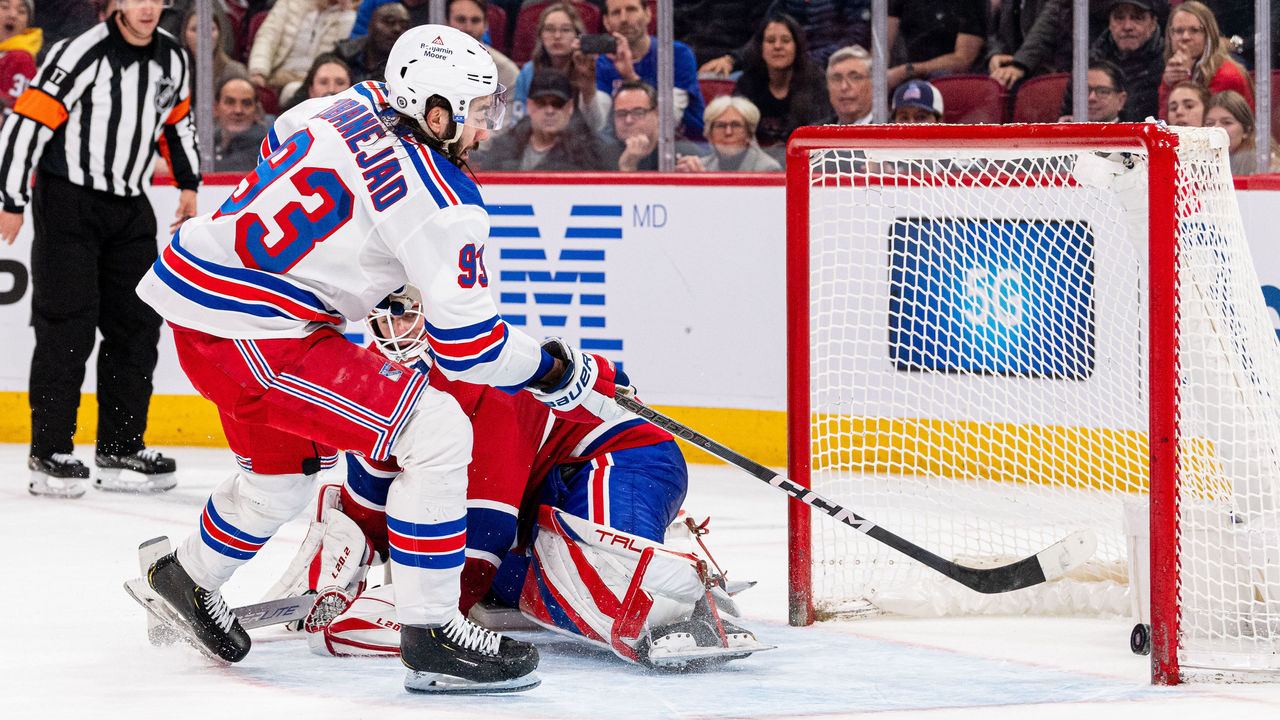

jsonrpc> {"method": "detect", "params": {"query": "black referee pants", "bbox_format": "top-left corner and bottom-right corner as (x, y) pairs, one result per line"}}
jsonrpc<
(28, 171), (163, 459)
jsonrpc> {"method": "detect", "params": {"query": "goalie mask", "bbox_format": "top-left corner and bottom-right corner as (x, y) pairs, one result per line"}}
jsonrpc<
(383, 24), (506, 145)
(368, 286), (429, 365)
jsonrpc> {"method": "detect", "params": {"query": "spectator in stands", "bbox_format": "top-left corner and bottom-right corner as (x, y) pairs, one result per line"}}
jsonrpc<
(1085, 60), (1127, 122)
(1205, 90), (1280, 176)
(886, 0), (986, 89)
(699, 0), (871, 82)
(350, 0), (430, 38)
(180, 8), (248, 110)
(33, 0), (96, 54)
(823, 45), (872, 125)
(279, 52), (353, 112)
(1166, 79), (1209, 126)
(675, 95), (781, 172)
(675, 0), (769, 68)
(213, 76), (270, 172)
(731, 13), (830, 160)
(607, 79), (701, 171)
(447, 0), (519, 105)
(1060, 0), (1166, 122)
(331, 1), (407, 85)
(511, 3), (612, 135)
(891, 78), (944, 123)
(473, 68), (611, 170)
(0, 0), (38, 115)
(985, 0), (1071, 90)
(161, 0), (233, 58)
(248, 0), (355, 93)
(1156, 1), (1252, 120)
(597, 0), (705, 139)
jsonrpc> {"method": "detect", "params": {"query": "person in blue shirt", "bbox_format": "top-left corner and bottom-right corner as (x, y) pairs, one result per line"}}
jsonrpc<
(595, 0), (705, 139)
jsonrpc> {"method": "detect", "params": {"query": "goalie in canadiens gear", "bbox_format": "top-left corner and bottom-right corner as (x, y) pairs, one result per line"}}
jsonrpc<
(264, 286), (771, 671)
(123, 25), (630, 694)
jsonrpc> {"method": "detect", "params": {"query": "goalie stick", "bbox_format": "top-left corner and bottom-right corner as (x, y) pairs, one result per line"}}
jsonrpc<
(611, 391), (1097, 594)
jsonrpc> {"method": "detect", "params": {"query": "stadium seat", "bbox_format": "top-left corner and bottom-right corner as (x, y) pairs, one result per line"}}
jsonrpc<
(1012, 72), (1069, 124)
(1271, 71), (1279, 145)
(510, 1), (602, 65)
(930, 74), (1008, 124)
(487, 4), (509, 55)
(255, 83), (279, 118)
(240, 10), (269, 64)
(699, 76), (735, 104)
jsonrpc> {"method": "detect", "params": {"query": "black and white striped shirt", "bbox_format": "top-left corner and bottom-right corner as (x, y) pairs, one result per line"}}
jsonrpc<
(0, 16), (199, 212)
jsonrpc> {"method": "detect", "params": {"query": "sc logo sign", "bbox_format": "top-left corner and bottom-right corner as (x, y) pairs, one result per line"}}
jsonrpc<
(0, 259), (28, 304)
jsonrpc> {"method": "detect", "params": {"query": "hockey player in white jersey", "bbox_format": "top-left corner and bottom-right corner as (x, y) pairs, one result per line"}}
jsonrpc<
(124, 25), (627, 694)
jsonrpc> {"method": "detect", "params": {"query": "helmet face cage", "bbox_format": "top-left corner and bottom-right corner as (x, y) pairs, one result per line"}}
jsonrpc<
(368, 290), (430, 365)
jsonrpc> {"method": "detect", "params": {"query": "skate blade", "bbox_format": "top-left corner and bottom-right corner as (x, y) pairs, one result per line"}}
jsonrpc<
(404, 670), (541, 695)
(28, 473), (87, 499)
(95, 469), (177, 493)
(122, 578), (231, 666)
(648, 637), (775, 669)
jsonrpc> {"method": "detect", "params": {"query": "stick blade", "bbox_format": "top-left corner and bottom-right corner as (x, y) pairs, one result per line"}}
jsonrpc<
(1035, 528), (1098, 582)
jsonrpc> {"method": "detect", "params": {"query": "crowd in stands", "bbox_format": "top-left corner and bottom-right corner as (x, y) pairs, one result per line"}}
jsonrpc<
(17, 0), (1280, 174)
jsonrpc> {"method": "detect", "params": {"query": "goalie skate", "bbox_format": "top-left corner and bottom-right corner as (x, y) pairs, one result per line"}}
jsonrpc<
(402, 613), (540, 694)
(95, 450), (177, 493)
(637, 600), (774, 671)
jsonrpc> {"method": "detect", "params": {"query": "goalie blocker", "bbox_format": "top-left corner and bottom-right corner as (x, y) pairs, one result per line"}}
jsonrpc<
(290, 499), (770, 670)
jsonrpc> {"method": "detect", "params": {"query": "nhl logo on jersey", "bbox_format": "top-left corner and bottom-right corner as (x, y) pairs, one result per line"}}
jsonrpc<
(378, 363), (403, 381)
(154, 76), (178, 111)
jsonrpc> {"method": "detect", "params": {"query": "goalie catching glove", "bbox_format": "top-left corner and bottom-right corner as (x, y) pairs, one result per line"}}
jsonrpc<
(527, 338), (633, 423)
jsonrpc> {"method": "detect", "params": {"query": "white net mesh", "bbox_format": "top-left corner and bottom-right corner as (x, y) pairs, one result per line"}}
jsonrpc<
(796, 125), (1280, 676)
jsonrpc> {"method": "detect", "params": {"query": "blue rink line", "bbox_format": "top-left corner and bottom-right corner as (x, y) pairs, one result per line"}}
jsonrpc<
(229, 622), (1176, 719)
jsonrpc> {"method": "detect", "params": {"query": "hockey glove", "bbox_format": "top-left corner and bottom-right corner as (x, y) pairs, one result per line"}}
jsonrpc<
(528, 337), (632, 423)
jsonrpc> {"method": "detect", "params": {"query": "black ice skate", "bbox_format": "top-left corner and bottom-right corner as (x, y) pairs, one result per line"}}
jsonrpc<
(636, 598), (774, 671)
(95, 448), (177, 493)
(28, 454), (90, 498)
(123, 552), (250, 663)
(401, 613), (540, 694)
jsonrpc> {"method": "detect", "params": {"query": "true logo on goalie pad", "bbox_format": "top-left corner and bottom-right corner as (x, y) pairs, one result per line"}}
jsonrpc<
(378, 363), (403, 381)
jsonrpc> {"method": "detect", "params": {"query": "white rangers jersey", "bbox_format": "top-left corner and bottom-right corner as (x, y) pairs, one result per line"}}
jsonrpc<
(137, 81), (545, 389)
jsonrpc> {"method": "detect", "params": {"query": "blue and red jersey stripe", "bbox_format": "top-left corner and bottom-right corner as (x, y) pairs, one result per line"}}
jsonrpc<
(200, 499), (270, 560)
(387, 515), (467, 569)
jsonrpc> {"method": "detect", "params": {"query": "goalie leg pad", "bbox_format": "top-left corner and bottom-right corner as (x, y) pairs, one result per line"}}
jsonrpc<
(261, 484), (375, 607)
(517, 506), (708, 662)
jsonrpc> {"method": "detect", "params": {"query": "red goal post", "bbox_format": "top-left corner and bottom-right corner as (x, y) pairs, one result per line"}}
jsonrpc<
(784, 123), (1280, 685)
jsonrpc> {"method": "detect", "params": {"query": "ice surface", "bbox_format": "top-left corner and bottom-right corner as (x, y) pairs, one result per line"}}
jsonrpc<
(5, 444), (1280, 719)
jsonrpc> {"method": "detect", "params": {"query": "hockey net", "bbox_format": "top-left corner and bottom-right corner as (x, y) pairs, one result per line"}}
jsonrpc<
(785, 124), (1280, 683)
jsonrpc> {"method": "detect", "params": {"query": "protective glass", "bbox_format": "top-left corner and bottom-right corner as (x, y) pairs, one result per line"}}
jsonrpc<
(460, 85), (507, 131)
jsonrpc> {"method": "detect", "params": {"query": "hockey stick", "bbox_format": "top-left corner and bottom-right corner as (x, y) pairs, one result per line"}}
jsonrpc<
(612, 392), (1097, 594)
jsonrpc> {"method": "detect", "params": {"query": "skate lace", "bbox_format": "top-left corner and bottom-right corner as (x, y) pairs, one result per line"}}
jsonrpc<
(50, 453), (81, 466)
(201, 589), (237, 635)
(136, 449), (162, 462)
(443, 614), (502, 656)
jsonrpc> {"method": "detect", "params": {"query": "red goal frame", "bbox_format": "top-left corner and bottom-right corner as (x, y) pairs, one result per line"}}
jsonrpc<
(783, 123), (1182, 684)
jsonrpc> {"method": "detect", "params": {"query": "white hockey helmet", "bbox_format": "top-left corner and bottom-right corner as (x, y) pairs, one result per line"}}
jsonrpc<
(384, 24), (506, 143)
(368, 286), (430, 365)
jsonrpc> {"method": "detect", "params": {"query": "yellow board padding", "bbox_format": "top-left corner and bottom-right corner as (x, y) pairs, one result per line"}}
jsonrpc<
(813, 415), (1152, 492)
(0, 392), (789, 466)
(0, 392), (229, 448)
(812, 415), (1230, 498)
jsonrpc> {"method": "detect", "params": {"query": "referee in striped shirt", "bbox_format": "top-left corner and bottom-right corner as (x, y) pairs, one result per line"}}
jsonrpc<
(0, 0), (199, 497)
